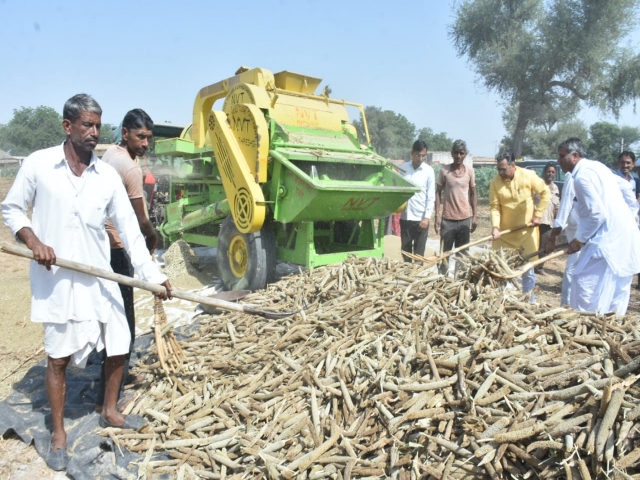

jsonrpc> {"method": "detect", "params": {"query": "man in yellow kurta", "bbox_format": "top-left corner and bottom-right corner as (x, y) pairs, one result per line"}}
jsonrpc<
(490, 153), (550, 301)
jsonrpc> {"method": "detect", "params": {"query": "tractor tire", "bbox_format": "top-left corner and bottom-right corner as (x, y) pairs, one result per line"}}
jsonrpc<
(217, 215), (276, 291)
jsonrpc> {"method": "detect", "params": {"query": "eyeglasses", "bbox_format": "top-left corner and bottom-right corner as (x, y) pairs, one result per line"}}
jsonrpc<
(412, 153), (428, 159)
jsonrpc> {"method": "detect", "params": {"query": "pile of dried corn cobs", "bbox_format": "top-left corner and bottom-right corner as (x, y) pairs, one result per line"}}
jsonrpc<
(105, 256), (640, 479)
(455, 247), (526, 289)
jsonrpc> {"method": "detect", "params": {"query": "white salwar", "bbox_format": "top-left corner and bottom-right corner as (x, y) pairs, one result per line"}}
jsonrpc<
(570, 255), (632, 315)
(569, 159), (640, 315)
(44, 312), (130, 368)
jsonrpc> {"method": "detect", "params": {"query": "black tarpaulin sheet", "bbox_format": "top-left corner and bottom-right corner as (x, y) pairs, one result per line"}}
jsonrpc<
(0, 329), (199, 479)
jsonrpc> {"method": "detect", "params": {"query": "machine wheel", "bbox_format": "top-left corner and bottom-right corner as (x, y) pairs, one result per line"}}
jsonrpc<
(217, 216), (276, 291)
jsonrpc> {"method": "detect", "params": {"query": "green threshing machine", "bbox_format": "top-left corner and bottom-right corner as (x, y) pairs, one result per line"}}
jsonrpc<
(155, 67), (419, 291)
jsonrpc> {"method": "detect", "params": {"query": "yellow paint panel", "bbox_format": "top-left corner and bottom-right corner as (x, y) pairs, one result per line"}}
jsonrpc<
(208, 110), (265, 234)
(269, 94), (342, 131)
(222, 83), (272, 113)
(228, 103), (269, 183)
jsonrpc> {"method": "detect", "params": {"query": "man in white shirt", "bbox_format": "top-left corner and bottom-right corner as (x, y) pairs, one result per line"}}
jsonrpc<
(1, 94), (172, 471)
(553, 137), (640, 315)
(399, 140), (435, 261)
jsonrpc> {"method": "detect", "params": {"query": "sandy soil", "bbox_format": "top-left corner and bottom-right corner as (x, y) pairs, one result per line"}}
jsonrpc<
(0, 178), (638, 477)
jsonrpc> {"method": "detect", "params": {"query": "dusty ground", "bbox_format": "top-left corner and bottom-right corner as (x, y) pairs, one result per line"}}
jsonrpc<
(0, 179), (638, 477)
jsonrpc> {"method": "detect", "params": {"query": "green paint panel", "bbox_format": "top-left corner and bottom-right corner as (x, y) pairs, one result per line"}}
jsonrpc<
(155, 138), (194, 155)
(270, 149), (418, 224)
(182, 233), (219, 247)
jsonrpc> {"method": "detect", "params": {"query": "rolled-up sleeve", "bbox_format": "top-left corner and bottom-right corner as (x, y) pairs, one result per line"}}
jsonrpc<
(107, 177), (167, 285)
(1, 156), (36, 239)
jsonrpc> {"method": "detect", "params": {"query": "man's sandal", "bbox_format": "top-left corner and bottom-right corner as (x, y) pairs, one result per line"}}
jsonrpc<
(98, 414), (146, 430)
(45, 441), (69, 471)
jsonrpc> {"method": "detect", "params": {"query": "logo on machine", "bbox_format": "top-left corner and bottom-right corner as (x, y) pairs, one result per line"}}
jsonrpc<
(341, 197), (381, 211)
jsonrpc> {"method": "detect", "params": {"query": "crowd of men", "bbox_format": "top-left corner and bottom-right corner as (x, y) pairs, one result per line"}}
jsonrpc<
(2, 92), (640, 473)
(399, 137), (640, 314)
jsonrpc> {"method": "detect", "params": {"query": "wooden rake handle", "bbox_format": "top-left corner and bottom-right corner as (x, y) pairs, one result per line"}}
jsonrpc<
(520, 242), (569, 262)
(0, 242), (297, 319)
(416, 223), (535, 265)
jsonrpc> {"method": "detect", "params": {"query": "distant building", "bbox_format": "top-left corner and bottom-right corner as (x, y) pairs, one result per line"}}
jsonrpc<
(0, 149), (22, 166)
(428, 151), (474, 167)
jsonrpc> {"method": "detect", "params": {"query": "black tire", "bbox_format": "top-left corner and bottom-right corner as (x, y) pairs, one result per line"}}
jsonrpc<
(217, 216), (276, 291)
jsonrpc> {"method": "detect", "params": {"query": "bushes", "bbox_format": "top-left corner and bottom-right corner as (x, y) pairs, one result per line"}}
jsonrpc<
(474, 166), (495, 198)
(0, 165), (20, 178)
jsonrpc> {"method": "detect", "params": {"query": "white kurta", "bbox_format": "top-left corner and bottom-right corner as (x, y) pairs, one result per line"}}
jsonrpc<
(2, 145), (166, 324)
(2, 144), (167, 362)
(569, 159), (640, 315)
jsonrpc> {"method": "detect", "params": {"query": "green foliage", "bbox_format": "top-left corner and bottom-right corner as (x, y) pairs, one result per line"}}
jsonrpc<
(0, 106), (66, 156)
(473, 166), (496, 198)
(500, 120), (589, 159)
(354, 106), (416, 159)
(431, 164), (441, 182)
(354, 108), (455, 160)
(450, 0), (640, 157)
(0, 165), (20, 178)
(100, 123), (116, 144)
(588, 122), (640, 166)
(417, 128), (454, 152)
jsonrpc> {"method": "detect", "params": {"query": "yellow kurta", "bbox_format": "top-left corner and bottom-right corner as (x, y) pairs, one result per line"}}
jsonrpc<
(489, 167), (550, 256)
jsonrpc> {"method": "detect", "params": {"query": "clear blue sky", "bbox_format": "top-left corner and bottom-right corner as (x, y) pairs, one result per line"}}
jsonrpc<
(1, 0), (638, 157)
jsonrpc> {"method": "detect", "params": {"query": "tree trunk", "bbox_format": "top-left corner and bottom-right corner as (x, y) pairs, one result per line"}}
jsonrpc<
(511, 103), (531, 159)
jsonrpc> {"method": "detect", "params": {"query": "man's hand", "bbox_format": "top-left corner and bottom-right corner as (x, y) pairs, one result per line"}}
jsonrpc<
(419, 218), (430, 230)
(470, 216), (478, 233)
(18, 227), (56, 270)
(531, 216), (542, 226)
(434, 216), (441, 234)
(155, 280), (173, 300)
(31, 241), (56, 270)
(491, 227), (501, 240)
(568, 239), (583, 254)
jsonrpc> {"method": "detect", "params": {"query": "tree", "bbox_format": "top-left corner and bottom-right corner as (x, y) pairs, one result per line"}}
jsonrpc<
(450, 0), (640, 158)
(100, 123), (116, 144)
(588, 122), (640, 165)
(416, 127), (454, 152)
(0, 106), (65, 156)
(354, 106), (416, 159)
(500, 119), (588, 159)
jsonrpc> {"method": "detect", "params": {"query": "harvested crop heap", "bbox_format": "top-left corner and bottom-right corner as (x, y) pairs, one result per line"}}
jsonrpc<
(162, 240), (201, 280)
(108, 256), (640, 479)
(455, 247), (526, 289)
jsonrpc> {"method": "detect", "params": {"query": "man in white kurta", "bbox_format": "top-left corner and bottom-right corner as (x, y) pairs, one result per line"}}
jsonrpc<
(556, 138), (640, 315)
(1, 94), (171, 471)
